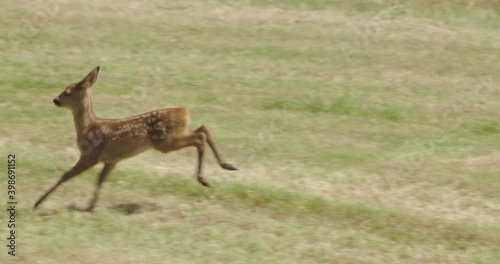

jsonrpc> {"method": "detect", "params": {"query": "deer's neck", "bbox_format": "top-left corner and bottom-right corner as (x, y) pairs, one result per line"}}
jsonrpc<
(71, 92), (97, 136)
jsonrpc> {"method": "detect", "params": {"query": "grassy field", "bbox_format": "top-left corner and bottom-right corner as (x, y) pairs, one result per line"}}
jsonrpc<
(1, 0), (499, 263)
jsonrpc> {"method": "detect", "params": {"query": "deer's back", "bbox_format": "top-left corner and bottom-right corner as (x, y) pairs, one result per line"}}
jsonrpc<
(96, 108), (190, 162)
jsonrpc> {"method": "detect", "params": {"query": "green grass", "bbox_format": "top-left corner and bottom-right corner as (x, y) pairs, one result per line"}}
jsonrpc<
(0, 0), (499, 263)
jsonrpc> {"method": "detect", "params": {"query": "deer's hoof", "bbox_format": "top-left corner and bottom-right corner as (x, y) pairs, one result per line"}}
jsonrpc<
(221, 163), (238, 171)
(199, 179), (211, 188)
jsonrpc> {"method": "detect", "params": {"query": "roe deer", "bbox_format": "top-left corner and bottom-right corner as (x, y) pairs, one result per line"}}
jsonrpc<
(34, 66), (237, 211)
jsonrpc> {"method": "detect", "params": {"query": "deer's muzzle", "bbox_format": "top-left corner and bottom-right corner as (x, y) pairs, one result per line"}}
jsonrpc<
(53, 98), (61, 106)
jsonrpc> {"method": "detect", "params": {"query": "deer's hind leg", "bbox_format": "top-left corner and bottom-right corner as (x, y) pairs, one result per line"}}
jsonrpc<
(194, 125), (237, 171)
(152, 132), (210, 187)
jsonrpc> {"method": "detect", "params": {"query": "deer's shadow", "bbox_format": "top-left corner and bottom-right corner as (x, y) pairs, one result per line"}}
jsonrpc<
(111, 203), (142, 215)
(111, 202), (162, 215)
(66, 202), (159, 215)
(66, 204), (89, 212)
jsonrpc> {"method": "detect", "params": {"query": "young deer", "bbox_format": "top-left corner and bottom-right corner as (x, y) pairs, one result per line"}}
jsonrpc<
(34, 66), (237, 211)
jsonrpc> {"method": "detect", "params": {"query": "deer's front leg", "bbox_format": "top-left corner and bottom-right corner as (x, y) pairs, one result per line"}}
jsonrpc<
(34, 158), (98, 209)
(86, 163), (115, 212)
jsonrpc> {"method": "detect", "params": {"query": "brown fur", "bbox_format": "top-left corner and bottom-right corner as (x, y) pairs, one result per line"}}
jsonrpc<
(34, 66), (237, 211)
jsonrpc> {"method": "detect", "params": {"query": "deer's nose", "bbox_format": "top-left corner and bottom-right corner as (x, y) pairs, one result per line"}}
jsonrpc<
(53, 98), (61, 106)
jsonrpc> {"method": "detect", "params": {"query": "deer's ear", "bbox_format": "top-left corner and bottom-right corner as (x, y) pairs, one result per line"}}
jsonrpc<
(77, 66), (100, 90)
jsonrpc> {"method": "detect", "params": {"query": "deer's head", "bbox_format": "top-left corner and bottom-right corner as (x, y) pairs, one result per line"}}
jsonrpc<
(53, 66), (99, 109)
